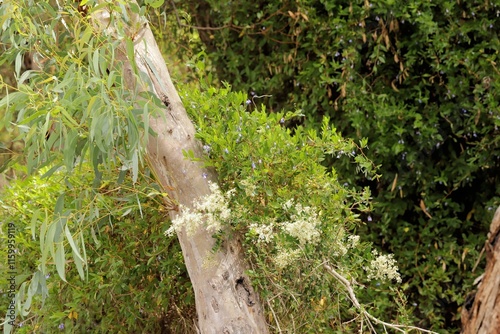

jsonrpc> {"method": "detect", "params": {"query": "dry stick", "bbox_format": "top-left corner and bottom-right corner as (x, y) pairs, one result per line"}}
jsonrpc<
(323, 262), (439, 334)
(266, 298), (283, 334)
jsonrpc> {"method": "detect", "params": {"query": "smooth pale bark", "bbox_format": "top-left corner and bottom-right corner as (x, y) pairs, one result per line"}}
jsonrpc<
(461, 206), (500, 334)
(92, 5), (269, 334)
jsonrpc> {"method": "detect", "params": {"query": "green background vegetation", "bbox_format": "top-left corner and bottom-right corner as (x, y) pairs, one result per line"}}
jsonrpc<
(175, 0), (500, 331)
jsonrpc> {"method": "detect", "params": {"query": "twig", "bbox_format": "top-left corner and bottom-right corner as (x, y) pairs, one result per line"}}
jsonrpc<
(266, 298), (283, 333)
(250, 94), (273, 108)
(323, 262), (439, 334)
(472, 244), (485, 273)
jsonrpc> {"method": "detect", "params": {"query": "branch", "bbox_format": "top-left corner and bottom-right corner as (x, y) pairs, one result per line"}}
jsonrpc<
(323, 262), (439, 334)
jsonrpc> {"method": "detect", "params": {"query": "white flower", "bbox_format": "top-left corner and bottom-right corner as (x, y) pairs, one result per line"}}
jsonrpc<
(240, 178), (257, 197)
(347, 235), (360, 249)
(165, 210), (204, 237)
(164, 182), (234, 236)
(274, 248), (301, 268)
(249, 220), (275, 243)
(364, 250), (402, 283)
(282, 203), (321, 245)
(332, 242), (348, 257)
(282, 199), (294, 211)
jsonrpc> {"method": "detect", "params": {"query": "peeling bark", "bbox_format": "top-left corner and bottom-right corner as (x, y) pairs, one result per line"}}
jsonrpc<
(92, 3), (269, 333)
(461, 206), (500, 334)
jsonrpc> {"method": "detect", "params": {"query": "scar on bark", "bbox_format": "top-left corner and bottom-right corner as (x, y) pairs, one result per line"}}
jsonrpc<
(161, 94), (170, 108)
(235, 277), (256, 306)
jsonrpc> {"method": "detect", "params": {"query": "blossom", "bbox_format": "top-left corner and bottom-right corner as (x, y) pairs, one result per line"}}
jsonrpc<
(364, 250), (402, 283)
(282, 199), (294, 211)
(249, 220), (275, 243)
(165, 182), (234, 236)
(332, 241), (348, 257)
(240, 178), (257, 197)
(347, 235), (360, 249)
(282, 203), (321, 245)
(274, 248), (301, 268)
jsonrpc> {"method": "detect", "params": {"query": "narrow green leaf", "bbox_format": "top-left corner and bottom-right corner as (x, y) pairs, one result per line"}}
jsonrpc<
(73, 251), (85, 280)
(18, 281), (32, 316)
(92, 49), (100, 78)
(60, 107), (79, 128)
(132, 150), (138, 183)
(41, 112), (51, 143)
(90, 226), (100, 248)
(39, 215), (47, 272)
(55, 242), (66, 282)
(99, 48), (108, 78)
(54, 216), (66, 243)
(45, 223), (57, 263)
(30, 210), (39, 241)
(35, 270), (49, 297)
(18, 108), (46, 125)
(79, 232), (88, 279)
(63, 130), (78, 170)
(40, 163), (63, 179)
(125, 38), (137, 73)
(18, 70), (35, 85)
(15, 52), (22, 78)
(64, 225), (85, 263)
(107, 70), (116, 89)
(121, 208), (133, 217)
(3, 312), (13, 334)
(54, 193), (65, 215)
(28, 271), (39, 296)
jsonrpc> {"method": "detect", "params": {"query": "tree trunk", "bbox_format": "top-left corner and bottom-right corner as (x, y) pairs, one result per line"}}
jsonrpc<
(461, 206), (500, 334)
(92, 4), (269, 334)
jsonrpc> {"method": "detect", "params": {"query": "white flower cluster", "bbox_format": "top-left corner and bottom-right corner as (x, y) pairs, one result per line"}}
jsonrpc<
(364, 250), (402, 283)
(249, 219), (276, 243)
(332, 242), (348, 257)
(240, 178), (257, 197)
(274, 247), (301, 268)
(165, 182), (234, 237)
(282, 201), (321, 245)
(347, 235), (360, 249)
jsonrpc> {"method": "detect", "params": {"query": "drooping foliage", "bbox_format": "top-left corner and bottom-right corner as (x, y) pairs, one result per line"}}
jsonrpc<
(0, 165), (195, 333)
(0, 1), (175, 332)
(171, 0), (500, 330)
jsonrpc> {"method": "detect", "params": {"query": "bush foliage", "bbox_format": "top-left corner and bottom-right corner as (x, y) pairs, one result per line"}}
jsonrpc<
(173, 0), (500, 331)
(179, 81), (399, 331)
(0, 165), (195, 333)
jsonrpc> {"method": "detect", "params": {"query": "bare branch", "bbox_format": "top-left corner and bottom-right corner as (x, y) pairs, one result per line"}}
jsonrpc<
(323, 262), (439, 334)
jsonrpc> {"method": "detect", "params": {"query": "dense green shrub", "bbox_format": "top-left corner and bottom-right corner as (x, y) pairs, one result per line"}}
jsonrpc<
(171, 0), (500, 331)
(178, 81), (413, 332)
(0, 165), (195, 333)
